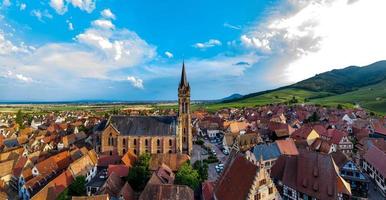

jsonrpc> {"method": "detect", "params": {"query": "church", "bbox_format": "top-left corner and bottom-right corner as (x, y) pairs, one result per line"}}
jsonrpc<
(100, 63), (193, 156)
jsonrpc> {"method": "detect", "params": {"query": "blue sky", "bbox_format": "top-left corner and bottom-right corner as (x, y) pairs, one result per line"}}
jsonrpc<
(1, 0), (386, 101)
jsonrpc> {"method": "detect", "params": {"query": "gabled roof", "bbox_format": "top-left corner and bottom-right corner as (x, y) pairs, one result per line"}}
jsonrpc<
(276, 139), (299, 155)
(31, 170), (74, 200)
(363, 146), (386, 178)
(98, 172), (125, 198)
(108, 116), (177, 136)
(252, 143), (281, 161)
(139, 184), (194, 200)
(214, 155), (258, 200)
(149, 153), (190, 172)
(108, 165), (129, 178)
(121, 150), (137, 168)
(271, 150), (351, 200)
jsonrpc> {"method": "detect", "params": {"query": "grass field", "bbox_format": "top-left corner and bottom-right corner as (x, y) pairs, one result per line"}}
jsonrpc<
(311, 80), (386, 113)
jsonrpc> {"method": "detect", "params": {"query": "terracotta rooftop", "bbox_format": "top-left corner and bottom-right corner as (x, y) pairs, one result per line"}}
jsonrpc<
(271, 150), (351, 200)
(139, 184), (194, 200)
(149, 153), (190, 172)
(214, 155), (258, 200)
(363, 146), (386, 178)
(108, 164), (129, 178)
(275, 138), (299, 155)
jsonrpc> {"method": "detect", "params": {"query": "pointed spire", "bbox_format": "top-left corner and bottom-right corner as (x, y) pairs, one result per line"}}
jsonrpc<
(179, 61), (189, 88)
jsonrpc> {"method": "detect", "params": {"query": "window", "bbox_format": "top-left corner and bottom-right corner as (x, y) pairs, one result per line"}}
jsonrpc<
(157, 139), (160, 146)
(157, 150), (161, 153)
(133, 149), (137, 155)
(123, 149), (126, 154)
(269, 187), (273, 194)
(169, 139), (172, 146)
(145, 139), (149, 146)
(169, 150), (172, 154)
(133, 139), (137, 146)
(259, 179), (266, 185)
(123, 138), (126, 146)
(183, 137), (186, 143)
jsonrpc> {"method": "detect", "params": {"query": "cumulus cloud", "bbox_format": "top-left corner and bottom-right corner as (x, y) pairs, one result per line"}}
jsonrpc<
(164, 51), (173, 58)
(127, 76), (144, 89)
(68, 0), (95, 13)
(91, 19), (114, 29)
(1, 71), (33, 83)
(101, 9), (115, 19)
(241, 0), (386, 83)
(31, 9), (53, 22)
(19, 3), (26, 10)
(50, 0), (66, 14)
(49, 0), (96, 14)
(193, 39), (222, 49)
(0, 32), (30, 55)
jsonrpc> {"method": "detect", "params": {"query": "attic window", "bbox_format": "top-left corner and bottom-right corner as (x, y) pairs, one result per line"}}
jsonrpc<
(302, 179), (308, 187)
(313, 167), (318, 177)
(313, 182), (318, 191)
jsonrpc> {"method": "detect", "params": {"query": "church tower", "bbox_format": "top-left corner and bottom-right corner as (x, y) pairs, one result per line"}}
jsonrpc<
(177, 61), (192, 155)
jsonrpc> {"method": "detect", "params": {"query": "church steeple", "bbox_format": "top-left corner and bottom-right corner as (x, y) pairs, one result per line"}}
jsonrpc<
(177, 61), (192, 155)
(179, 61), (189, 89)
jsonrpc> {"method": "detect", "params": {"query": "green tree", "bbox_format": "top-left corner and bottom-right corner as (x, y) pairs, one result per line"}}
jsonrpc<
(175, 162), (200, 190)
(127, 153), (151, 191)
(193, 161), (208, 182)
(15, 110), (24, 128)
(306, 112), (320, 123)
(337, 104), (343, 110)
(68, 176), (86, 196)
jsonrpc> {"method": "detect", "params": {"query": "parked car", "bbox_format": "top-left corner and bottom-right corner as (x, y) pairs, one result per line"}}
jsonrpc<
(222, 149), (229, 155)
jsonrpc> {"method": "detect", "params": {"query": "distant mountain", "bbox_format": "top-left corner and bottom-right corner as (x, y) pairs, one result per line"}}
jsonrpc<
(216, 61), (386, 114)
(291, 61), (386, 94)
(221, 93), (243, 101)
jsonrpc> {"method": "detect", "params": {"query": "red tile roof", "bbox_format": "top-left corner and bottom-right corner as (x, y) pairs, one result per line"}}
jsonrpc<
(363, 146), (386, 178)
(271, 150), (351, 200)
(276, 139), (299, 155)
(202, 181), (215, 200)
(108, 165), (129, 178)
(214, 155), (258, 200)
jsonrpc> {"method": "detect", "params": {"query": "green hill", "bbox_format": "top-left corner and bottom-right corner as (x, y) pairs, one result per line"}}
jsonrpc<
(209, 61), (386, 114)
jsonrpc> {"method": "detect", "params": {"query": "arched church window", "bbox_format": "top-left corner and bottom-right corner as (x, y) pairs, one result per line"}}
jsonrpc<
(145, 139), (149, 146)
(169, 139), (172, 146)
(133, 139), (137, 146)
(157, 139), (160, 146)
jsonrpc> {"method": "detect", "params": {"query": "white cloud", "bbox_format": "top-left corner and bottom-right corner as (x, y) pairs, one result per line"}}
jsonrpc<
(67, 20), (74, 30)
(0, 32), (30, 55)
(164, 51), (173, 58)
(15, 74), (33, 82)
(91, 19), (114, 29)
(49, 0), (96, 14)
(127, 76), (144, 89)
(67, 0), (95, 13)
(101, 9), (115, 19)
(242, 0), (386, 83)
(1, 71), (33, 83)
(50, 0), (66, 14)
(19, 3), (26, 10)
(193, 39), (222, 49)
(31, 10), (53, 22)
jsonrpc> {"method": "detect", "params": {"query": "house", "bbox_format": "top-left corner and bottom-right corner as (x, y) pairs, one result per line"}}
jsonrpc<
(213, 154), (277, 200)
(290, 125), (320, 146)
(140, 184), (194, 200)
(246, 139), (298, 172)
(271, 149), (352, 200)
(30, 170), (73, 200)
(107, 165), (129, 178)
(332, 151), (369, 198)
(97, 172), (134, 200)
(223, 132), (262, 152)
(68, 149), (98, 183)
(319, 129), (353, 154)
(362, 145), (386, 197)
